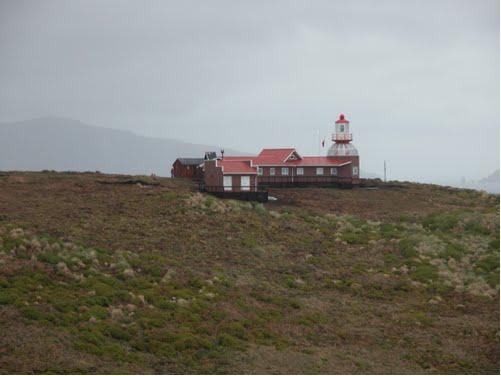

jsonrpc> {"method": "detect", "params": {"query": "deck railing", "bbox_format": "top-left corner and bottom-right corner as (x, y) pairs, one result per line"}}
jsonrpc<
(200, 184), (266, 193)
(199, 183), (268, 202)
(332, 133), (352, 141)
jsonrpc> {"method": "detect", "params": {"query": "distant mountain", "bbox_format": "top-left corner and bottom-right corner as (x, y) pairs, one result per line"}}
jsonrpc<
(0, 117), (242, 176)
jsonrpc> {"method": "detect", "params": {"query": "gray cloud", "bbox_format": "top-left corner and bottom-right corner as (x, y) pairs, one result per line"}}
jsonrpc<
(0, 0), (499, 181)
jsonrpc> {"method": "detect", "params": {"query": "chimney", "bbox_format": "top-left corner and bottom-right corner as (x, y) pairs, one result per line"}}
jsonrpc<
(220, 149), (225, 160)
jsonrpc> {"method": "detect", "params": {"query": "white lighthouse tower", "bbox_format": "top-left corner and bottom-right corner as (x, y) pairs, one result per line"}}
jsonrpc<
(327, 114), (359, 157)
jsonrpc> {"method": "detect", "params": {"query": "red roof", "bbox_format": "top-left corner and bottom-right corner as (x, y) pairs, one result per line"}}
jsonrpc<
(335, 114), (349, 124)
(216, 159), (257, 174)
(216, 148), (351, 168)
(250, 148), (299, 164)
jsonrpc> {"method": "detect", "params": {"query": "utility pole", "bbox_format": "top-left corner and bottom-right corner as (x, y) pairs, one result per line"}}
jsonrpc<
(384, 160), (387, 182)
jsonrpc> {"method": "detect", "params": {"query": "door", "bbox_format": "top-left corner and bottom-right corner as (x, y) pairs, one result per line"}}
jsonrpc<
(241, 176), (250, 191)
(223, 176), (232, 191)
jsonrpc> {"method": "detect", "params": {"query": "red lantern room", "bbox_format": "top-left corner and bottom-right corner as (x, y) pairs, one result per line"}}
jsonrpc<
(333, 114), (352, 143)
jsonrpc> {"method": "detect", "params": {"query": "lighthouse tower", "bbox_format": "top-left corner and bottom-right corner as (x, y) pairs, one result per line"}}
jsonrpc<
(327, 114), (359, 157)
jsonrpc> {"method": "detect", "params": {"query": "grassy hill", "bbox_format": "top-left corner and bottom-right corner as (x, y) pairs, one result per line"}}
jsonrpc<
(0, 172), (499, 373)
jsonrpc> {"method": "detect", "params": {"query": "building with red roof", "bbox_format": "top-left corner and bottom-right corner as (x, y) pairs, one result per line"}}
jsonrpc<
(202, 114), (360, 193)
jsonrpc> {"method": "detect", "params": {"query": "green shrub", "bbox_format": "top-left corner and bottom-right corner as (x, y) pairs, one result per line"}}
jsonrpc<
(411, 311), (433, 326)
(101, 343), (128, 361)
(102, 323), (132, 341)
(224, 321), (250, 340)
(379, 223), (402, 239)
(475, 254), (499, 274)
(78, 329), (106, 345)
(488, 238), (500, 252)
(86, 306), (109, 320)
(346, 216), (365, 228)
(399, 238), (419, 259)
(341, 231), (360, 244)
(253, 203), (266, 215)
(423, 212), (459, 231)
(38, 251), (62, 265)
(441, 243), (467, 261)
(384, 253), (399, 267)
(157, 300), (177, 310)
(241, 235), (257, 248)
(463, 220), (490, 235)
(216, 333), (240, 348)
(163, 191), (178, 202)
(74, 341), (104, 356)
(485, 272), (500, 288)
(0, 289), (18, 305)
(20, 306), (44, 321)
(175, 334), (213, 351)
(0, 277), (8, 288)
(205, 196), (215, 209)
(410, 264), (438, 283)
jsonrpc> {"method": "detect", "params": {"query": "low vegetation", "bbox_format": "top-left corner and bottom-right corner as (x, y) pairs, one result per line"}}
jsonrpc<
(0, 172), (498, 373)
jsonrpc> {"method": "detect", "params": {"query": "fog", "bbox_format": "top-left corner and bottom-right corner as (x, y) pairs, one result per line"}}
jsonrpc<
(0, 0), (499, 182)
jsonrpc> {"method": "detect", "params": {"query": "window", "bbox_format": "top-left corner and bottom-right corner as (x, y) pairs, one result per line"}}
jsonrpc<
(223, 176), (232, 191)
(339, 124), (345, 132)
(316, 167), (324, 175)
(258, 167), (263, 176)
(296, 167), (304, 175)
(281, 167), (289, 175)
(331, 167), (337, 175)
(241, 176), (250, 191)
(270, 167), (275, 176)
(352, 167), (359, 175)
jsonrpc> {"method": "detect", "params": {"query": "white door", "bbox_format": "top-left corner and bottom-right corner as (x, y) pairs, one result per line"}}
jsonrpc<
(223, 176), (232, 191)
(241, 176), (250, 191)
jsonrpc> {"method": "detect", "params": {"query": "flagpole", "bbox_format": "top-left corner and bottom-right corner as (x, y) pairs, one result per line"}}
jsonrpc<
(317, 130), (320, 155)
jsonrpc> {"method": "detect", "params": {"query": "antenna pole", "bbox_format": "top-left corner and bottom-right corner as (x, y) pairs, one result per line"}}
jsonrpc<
(384, 160), (387, 182)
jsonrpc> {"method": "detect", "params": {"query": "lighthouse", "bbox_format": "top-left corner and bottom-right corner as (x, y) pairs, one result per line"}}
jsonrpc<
(327, 114), (359, 157)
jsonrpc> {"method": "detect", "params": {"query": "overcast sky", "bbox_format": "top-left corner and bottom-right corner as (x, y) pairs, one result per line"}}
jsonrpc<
(0, 0), (499, 182)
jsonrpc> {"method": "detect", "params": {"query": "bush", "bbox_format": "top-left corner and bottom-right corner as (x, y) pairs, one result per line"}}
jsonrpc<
(485, 272), (500, 288)
(241, 235), (257, 248)
(399, 238), (418, 258)
(475, 254), (499, 274)
(463, 219), (490, 235)
(410, 264), (438, 283)
(379, 223), (402, 239)
(78, 330), (106, 346)
(0, 289), (18, 305)
(216, 333), (240, 348)
(253, 203), (266, 215)
(20, 306), (45, 321)
(163, 191), (178, 202)
(441, 243), (467, 261)
(102, 324), (132, 341)
(423, 212), (459, 231)
(175, 334), (213, 351)
(38, 251), (62, 265)
(341, 231), (361, 244)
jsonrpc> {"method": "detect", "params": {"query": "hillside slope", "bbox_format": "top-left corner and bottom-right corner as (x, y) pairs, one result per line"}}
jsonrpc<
(0, 172), (499, 373)
(0, 117), (242, 176)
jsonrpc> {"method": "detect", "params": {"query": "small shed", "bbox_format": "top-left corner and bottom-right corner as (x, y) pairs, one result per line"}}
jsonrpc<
(171, 158), (204, 179)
